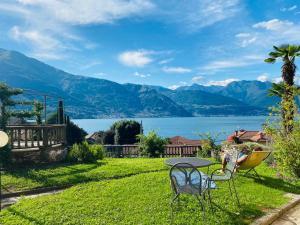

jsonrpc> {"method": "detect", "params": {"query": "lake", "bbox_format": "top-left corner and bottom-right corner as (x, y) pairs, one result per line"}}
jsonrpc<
(74, 116), (268, 142)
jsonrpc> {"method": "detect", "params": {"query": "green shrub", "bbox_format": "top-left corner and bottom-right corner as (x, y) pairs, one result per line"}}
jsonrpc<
(68, 142), (104, 163)
(89, 144), (105, 160)
(0, 145), (11, 166)
(265, 116), (300, 178)
(137, 131), (167, 157)
(198, 142), (210, 158)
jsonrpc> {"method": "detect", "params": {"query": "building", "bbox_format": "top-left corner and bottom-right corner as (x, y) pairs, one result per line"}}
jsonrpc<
(227, 130), (271, 144)
(168, 136), (202, 145)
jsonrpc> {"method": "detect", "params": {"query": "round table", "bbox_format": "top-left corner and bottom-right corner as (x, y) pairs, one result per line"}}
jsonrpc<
(164, 157), (213, 168)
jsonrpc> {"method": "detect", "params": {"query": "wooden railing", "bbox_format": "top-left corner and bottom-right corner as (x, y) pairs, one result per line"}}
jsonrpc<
(7, 125), (66, 150)
(104, 144), (201, 158)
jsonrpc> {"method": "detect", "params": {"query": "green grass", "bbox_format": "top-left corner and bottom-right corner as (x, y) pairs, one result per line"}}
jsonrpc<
(1, 159), (299, 224)
(2, 158), (167, 192)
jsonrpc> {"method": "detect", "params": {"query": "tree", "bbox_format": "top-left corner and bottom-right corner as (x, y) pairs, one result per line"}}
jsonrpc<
(111, 120), (141, 145)
(0, 83), (33, 131)
(33, 101), (43, 125)
(265, 45), (300, 134)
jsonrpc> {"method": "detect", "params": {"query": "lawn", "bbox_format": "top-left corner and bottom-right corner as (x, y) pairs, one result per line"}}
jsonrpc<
(1, 159), (300, 224)
(2, 158), (167, 192)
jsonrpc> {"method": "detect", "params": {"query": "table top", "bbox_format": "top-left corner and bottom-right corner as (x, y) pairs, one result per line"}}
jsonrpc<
(164, 157), (213, 168)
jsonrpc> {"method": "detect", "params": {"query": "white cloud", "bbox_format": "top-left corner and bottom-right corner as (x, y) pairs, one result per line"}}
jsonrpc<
(10, 26), (64, 59)
(257, 73), (269, 82)
(2, 0), (154, 61)
(165, 0), (241, 32)
(168, 85), (181, 90)
(80, 61), (102, 70)
(162, 66), (192, 73)
(236, 19), (300, 48)
(201, 55), (264, 71)
(133, 71), (151, 78)
(192, 76), (204, 82)
(253, 19), (293, 31)
(235, 33), (257, 47)
(10, 26), (60, 50)
(273, 77), (282, 83)
(206, 78), (239, 86)
(158, 58), (173, 65)
(17, 0), (155, 25)
(280, 5), (297, 12)
(118, 50), (153, 67)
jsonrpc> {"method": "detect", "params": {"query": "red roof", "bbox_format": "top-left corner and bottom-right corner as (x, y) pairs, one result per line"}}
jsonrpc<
(227, 130), (271, 143)
(169, 136), (201, 145)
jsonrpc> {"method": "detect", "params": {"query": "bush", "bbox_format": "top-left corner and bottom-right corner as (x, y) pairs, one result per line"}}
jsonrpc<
(0, 145), (11, 166)
(89, 144), (105, 160)
(198, 142), (210, 158)
(265, 116), (300, 178)
(68, 142), (104, 163)
(137, 131), (167, 157)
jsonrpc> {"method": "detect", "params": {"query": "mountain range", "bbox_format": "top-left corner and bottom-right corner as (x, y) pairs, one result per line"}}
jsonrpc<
(0, 48), (280, 118)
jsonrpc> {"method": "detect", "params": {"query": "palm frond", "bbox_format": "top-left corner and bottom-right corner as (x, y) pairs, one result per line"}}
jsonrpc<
(269, 51), (283, 58)
(264, 58), (276, 63)
(268, 82), (285, 97)
(288, 45), (300, 56)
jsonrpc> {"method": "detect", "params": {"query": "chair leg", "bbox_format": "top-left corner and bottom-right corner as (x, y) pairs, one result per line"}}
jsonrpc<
(195, 195), (206, 225)
(207, 189), (214, 212)
(244, 168), (262, 181)
(227, 180), (233, 197)
(231, 179), (241, 208)
(170, 193), (180, 224)
(244, 168), (253, 176)
(252, 169), (262, 181)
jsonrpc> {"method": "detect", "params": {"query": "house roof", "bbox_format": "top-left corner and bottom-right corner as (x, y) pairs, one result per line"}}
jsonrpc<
(169, 136), (202, 145)
(227, 130), (271, 143)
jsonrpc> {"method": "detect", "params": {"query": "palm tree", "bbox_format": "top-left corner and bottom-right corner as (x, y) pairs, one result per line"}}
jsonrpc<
(265, 44), (300, 134)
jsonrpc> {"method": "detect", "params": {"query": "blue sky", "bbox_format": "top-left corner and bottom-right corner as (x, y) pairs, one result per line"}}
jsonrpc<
(0, 0), (300, 88)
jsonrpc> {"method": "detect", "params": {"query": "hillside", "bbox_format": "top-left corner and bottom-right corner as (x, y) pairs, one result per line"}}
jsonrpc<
(0, 48), (268, 118)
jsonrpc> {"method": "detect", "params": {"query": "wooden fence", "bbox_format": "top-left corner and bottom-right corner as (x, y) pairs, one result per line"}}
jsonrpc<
(7, 125), (66, 150)
(104, 144), (201, 158)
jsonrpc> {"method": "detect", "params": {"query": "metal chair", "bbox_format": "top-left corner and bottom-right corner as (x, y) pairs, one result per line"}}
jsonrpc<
(169, 163), (216, 224)
(209, 151), (240, 207)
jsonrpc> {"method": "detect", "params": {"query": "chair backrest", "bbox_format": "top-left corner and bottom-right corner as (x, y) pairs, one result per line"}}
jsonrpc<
(169, 163), (203, 194)
(223, 149), (239, 178)
(238, 151), (271, 170)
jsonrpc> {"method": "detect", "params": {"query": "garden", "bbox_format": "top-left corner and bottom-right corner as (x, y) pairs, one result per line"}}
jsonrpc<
(1, 158), (299, 225)
(0, 45), (300, 224)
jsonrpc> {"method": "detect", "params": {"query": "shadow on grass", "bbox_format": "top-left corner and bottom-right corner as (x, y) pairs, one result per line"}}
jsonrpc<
(6, 208), (44, 225)
(243, 173), (300, 194)
(211, 202), (264, 225)
(171, 197), (264, 225)
(2, 161), (168, 193)
(3, 161), (107, 191)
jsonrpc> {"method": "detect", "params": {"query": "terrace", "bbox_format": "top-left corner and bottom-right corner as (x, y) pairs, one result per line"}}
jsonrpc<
(6, 124), (66, 163)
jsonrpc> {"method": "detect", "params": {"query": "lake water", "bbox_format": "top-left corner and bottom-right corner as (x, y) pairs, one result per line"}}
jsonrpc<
(74, 116), (268, 142)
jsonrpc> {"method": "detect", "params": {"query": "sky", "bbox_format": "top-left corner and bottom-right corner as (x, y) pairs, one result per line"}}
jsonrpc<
(0, 0), (300, 89)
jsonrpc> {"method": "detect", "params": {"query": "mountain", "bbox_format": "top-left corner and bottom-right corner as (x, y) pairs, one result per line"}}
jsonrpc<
(0, 49), (190, 118)
(0, 48), (268, 118)
(177, 83), (223, 93)
(177, 81), (280, 108)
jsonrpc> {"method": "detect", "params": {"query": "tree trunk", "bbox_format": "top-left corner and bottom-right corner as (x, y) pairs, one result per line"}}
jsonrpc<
(281, 59), (297, 135)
